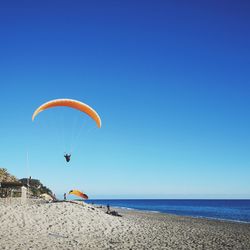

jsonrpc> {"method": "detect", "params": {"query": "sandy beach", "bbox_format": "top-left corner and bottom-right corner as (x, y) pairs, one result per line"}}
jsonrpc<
(0, 198), (249, 249)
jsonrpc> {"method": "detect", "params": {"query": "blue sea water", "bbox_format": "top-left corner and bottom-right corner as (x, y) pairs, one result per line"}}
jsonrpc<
(85, 199), (250, 223)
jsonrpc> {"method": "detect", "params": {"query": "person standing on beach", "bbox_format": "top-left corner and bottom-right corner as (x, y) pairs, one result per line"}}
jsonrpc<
(107, 204), (110, 214)
(64, 193), (66, 201)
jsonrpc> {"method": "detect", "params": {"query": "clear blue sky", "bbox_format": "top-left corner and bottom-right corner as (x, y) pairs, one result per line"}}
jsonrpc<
(0, 1), (249, 198)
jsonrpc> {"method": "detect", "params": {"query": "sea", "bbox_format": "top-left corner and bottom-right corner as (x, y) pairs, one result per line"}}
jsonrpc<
(84, 199), (250, 223)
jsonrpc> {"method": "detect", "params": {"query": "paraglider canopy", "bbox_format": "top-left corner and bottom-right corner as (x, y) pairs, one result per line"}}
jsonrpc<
(68, 190), (88, 199)
(32, 98), (102, 128)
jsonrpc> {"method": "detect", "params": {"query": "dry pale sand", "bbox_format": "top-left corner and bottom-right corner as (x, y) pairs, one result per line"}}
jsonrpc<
(0, 198), (249, 250)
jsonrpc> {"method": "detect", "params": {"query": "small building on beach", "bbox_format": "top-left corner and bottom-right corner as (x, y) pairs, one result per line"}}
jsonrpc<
(0, 181), (28, 198)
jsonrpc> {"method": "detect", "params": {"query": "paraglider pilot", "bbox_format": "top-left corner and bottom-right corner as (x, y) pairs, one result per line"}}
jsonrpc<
(64, 153), (71, 162)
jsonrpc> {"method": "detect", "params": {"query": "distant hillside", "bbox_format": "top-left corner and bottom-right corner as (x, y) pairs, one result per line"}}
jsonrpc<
(0, 168), (19, 182)
(19, 178), (53, 196)
(0, 168), (53, 197)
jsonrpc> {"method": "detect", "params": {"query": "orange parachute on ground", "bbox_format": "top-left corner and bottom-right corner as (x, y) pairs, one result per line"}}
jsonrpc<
(32, 98), (101, 128)
(69, 190), (88, 199)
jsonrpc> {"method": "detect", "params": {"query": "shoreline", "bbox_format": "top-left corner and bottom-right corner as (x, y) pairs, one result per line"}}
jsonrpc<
(115, 205), (250, 224)
(86, 200), (250, 224)
(113, 206), (250, 224)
